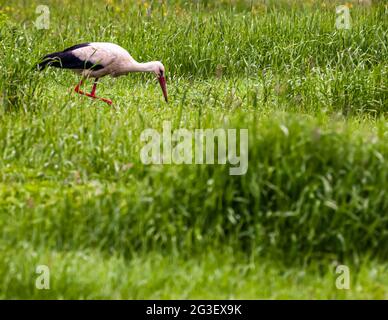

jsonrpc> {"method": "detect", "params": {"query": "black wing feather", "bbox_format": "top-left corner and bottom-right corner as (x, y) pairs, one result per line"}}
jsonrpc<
(37, 43), (104, 71)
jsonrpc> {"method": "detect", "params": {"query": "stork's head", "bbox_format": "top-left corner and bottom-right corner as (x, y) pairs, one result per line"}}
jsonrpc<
(152, 61), (168, 103)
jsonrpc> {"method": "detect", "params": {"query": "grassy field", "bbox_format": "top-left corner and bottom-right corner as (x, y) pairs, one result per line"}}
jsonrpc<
(0, 0), (387, 299)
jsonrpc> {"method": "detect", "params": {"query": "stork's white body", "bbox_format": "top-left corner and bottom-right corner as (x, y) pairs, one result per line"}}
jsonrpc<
(71, 42), (150, 78)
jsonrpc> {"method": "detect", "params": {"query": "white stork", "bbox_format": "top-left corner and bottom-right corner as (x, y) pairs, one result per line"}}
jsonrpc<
(37, 42), (168, 105)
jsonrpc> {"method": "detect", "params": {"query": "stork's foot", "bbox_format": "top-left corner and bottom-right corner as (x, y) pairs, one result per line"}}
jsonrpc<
(74, 85), (112, 106)
(84, 91), (113, 105)
(98, 97), (113, 105)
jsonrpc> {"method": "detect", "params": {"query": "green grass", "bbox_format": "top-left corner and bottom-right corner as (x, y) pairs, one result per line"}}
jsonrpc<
(0, 0), (387, 299)
(2, 248), (388, 299)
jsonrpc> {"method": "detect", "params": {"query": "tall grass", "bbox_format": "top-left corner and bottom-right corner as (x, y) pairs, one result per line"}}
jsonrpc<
(1, 108), (387, 262)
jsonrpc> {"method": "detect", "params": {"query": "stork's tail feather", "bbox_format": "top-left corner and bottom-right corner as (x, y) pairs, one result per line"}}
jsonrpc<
(36, 52), (64, 71)
(36, 59), (48, 71)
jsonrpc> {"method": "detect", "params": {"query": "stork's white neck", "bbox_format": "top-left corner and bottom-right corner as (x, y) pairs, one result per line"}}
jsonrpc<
(126, 61), (157, 73)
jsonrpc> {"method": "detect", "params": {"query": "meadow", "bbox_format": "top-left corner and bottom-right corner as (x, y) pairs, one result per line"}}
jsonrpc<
(0, 0), (387, 299)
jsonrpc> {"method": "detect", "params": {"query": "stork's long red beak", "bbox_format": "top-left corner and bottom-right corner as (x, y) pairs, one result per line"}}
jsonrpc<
(158, 76), (168, 103)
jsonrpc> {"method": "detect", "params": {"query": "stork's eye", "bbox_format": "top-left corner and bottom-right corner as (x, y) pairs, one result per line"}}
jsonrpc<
(159, 69), (164, 77)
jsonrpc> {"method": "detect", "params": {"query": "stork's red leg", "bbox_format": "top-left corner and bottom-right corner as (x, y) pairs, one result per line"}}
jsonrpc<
(90, 80), (97, 97)
(74, 77), (112, 106)
(87, 79), (113, 105)
(74, 78), (85, 94)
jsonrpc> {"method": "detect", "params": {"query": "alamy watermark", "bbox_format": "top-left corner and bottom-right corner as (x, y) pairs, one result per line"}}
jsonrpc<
(139, 121), (248, 175)
(335, 5), (352, 30)
(35, 265), (50, 290)
(34, 5), (50, 30)
(335, 264), (350, 290)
